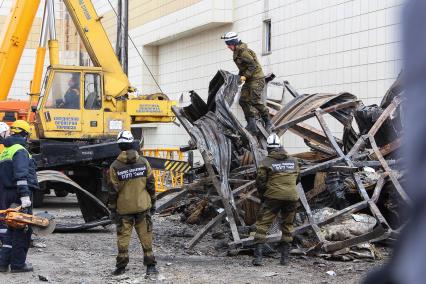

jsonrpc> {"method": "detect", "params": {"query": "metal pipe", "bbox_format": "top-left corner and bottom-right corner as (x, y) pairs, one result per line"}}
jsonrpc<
(29, 0), (49, 115)
(46, 0), (56, 40)
(46, 0), (59, 65)
(39, 0), (49, 47)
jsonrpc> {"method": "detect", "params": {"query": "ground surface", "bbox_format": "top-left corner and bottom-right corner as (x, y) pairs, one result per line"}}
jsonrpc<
(1, 194), (388, 283)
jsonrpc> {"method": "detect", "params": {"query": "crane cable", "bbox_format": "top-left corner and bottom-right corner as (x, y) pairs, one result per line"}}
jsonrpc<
(106, 0), (163, 94)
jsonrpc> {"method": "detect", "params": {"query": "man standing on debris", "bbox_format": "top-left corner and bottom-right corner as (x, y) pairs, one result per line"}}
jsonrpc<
(108, 130), (158, 276)
(252, 133), (300, 266)
(222, 31), (272, 134)
(0, 120), (38, 273)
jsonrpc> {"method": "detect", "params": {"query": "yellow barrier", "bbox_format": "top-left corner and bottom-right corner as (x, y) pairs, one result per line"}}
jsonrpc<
(142, 148), (185, 192)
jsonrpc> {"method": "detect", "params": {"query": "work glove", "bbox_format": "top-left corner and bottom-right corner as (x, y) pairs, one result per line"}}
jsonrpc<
(20, 196), (32, 208)
(239, 75), (246, 84)
(150, 204), (156, 215)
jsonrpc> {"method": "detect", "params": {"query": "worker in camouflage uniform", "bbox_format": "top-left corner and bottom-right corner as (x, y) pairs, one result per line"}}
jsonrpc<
(222, 31), (272, 134)
(108, 131), (158, 276)
(252, 133), (300, 266)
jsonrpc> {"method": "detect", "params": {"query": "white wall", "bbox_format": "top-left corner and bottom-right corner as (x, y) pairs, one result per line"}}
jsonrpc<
(2, 0), (404, 153)
(132, 0), (404, 153)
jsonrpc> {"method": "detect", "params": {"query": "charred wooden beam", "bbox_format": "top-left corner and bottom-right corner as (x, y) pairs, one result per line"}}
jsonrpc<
(368, 135), (411, 205)
(185, 185), (256, 249)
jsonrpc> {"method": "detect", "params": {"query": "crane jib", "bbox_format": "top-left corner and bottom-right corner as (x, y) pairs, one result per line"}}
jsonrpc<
(78, 0), (92, 20)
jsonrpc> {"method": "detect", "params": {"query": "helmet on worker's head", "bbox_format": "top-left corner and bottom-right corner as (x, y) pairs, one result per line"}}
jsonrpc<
(117, 130), (134, 143)
(266, 133), (281, 149)
(0, 122), (10, 139)
(117, 130), (134, 151)
(10, 120), (30, 136)
(221, 31), (240, 46)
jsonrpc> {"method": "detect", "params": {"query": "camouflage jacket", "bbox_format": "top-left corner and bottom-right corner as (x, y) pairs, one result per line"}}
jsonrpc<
(256, 148), (300, 201)
(109, 149), (156, 215)
(233, 42), (264, 81)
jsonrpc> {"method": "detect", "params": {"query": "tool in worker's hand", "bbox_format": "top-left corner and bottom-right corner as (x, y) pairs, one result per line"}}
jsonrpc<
(0, 207), (56, 236)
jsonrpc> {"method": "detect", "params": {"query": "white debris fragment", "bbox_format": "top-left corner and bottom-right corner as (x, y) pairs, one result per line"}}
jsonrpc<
(263, 272), (278, 277)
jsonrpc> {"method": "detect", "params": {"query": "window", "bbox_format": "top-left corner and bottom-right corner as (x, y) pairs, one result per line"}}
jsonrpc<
(45, 72), (81, 109)
(84, 73), (102, 110)
(263, 19), (272, 55)
(2, 111), (16, 122)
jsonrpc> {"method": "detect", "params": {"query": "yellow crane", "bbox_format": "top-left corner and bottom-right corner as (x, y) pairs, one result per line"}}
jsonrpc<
(0, 0), (41, 101)
(0, 0), (188, 217)
(0, 0), (175, 141)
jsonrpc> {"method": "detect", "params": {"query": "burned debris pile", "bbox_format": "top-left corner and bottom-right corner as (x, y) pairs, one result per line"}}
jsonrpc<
(160, 70), (406, 257)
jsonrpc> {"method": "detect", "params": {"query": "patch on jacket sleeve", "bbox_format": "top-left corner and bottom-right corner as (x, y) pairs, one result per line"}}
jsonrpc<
(271, 160), (296, 172)
(116, 164), (147, 181)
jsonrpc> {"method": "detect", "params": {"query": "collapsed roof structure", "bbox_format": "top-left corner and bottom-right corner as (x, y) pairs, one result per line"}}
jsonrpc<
(162, 70), (406, 255)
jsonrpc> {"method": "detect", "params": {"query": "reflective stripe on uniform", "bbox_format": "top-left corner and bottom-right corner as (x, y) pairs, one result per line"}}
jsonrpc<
(2, 245), (12, 248)
(0, 229), (7, 233)
(16, 180), (28, 186)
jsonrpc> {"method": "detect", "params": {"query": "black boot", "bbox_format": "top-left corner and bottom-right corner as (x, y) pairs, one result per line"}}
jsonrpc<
(262, 114), (273, 132)
(146, 264), (158, 275)
(10, 263), (33, 273)
(252, 243), (264, 266)
(0, 266), (8, 273)
(279, 242), (290, 265)
(112, 267), (126, 276)
(246, 117), (258, 135)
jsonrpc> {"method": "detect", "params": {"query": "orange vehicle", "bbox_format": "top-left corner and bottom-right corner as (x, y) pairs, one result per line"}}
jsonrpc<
(0, 100), (34, 125)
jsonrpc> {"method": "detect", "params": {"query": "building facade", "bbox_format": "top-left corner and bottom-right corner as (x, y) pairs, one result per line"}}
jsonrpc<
(3, 0), (404, 153)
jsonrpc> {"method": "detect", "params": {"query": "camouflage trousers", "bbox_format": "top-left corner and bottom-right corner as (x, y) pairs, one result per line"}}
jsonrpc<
(116, 212), (156, 268)
(254, 198), (298, 244)
(239, 78), (268, 120)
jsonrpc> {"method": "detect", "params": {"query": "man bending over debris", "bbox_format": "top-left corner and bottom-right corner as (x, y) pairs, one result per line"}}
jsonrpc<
(222, 31), (272, 134)
(108, 131), (158, 276)
(252, 133), (300, 266)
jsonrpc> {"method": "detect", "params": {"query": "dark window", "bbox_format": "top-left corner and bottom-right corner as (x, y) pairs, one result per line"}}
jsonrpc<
(84, 73), (102, 110)
(3, 111), (16, 122)
(263, 19), (272, 54)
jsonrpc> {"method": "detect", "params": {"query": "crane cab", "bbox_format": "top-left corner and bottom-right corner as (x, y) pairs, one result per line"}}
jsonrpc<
(34, 65), (130, 140)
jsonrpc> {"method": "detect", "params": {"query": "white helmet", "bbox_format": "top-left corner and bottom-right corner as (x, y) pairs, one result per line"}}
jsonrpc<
(221, 31), (239, 45)
(117, 130), (134, 144)
(266, 133), (281, 148)
(0, 122), (10, 139)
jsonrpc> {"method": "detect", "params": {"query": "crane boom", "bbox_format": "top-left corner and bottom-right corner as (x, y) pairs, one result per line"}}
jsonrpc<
(62, 0), (132, 98)
(0, 0), (41, 101)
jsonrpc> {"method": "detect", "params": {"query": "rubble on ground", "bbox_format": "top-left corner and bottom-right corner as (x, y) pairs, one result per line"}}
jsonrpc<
(158, 70), (407, 259)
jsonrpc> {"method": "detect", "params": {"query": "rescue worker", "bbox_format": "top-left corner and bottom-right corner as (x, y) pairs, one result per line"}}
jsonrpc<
(108, 130), (158, 276)
(0, 122), (10, 245)
(222, 31), (272, 134)
(252, 133), (300, 266)
(0, 120), (39, 273)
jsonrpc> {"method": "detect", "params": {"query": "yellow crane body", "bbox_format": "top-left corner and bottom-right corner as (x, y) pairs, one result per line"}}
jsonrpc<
(31, 0), (176, 140)
(63, 0), (131, 99)
(0, 0), (41, 101)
